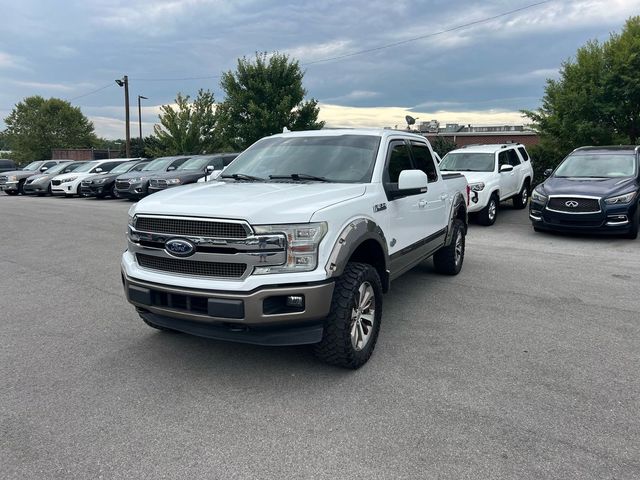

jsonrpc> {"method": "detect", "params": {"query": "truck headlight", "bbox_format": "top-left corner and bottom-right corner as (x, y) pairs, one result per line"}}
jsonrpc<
(127, 205), (136, 228)
(531, 188), (547, 203)
(252, 222), (327, 274)
(604, 192), (636, 205)
(469, 182), (485, 192)
(7, 175), (17, 182)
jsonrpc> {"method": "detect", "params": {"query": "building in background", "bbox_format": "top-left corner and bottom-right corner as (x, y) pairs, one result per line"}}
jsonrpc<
(413, 120), (539, 147)
(51, 148), (122, 160)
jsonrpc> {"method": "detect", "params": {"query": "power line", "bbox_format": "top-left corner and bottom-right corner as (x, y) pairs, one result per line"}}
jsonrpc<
(302, 0), (553, 66)
(127, 0), (552, 82)
(67, 82), (115, 102)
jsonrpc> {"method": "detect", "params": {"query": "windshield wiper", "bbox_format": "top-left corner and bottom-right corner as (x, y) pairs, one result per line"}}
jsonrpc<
(221, 173), (265, 181)
(269, 173), (332, 182)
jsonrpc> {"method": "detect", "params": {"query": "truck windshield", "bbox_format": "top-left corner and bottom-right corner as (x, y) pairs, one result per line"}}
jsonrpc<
(222, 135), (381, 183)
(554, 154), (637, 178)
(439, 152), (495, 172)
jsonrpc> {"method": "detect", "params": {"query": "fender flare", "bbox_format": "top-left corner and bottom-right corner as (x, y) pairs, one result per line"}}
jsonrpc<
(445, 192), (468, 245)
(325, 218), (390, 290)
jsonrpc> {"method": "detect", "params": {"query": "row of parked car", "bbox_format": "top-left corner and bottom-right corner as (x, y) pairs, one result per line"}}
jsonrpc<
(0, 153), (238, 200)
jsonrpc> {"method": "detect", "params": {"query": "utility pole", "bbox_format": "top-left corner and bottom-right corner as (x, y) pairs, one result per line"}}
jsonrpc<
(115, 75), (131, 157)
(138, 95), (148, 154)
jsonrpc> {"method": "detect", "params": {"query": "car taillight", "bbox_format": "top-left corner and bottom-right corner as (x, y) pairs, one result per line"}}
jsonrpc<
(466, 185), (470, 206)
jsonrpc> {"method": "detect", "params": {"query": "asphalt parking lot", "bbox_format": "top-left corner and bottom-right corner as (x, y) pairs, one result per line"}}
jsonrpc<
(1, 194), (639, 479)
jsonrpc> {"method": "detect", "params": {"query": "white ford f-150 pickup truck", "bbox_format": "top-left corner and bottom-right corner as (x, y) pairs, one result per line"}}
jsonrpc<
(122, 129), (469, 368)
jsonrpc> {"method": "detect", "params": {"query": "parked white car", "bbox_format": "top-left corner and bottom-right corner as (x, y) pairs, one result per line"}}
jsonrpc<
(439, 144), (533, 225)
(51, 159), (136, 197)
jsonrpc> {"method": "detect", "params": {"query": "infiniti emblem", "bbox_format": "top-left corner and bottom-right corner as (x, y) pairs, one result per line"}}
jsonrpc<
(565, 200), (579, 208)
(165, 238), (195, 257)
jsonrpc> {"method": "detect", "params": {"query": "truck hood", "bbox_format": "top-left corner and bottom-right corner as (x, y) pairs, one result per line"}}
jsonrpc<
(134, 181), (367, 224)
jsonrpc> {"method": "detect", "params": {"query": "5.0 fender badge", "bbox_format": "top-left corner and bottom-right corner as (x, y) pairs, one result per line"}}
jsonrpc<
(373, 203), (387, 213)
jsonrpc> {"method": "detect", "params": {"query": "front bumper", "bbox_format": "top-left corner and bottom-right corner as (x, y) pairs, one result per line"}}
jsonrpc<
(467, 189), (492, 213)
(51, 182), (78, 195)
(122, 273), (334, 345)
(23, 182), (48, 194)
(115, 181), (148, 198)
(530, 199), (637, 234)
(80, 184), (109, 197)
(0, 181), (19, 193)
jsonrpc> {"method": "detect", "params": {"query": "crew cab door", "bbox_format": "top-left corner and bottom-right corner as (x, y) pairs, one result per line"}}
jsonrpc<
(384, 140), (428, 255)
(409, 141), (448, 234)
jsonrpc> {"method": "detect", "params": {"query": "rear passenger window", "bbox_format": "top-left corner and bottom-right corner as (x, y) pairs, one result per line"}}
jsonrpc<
(517, 147), (529, 161)
(411, 142), (439, 183)
(385, 142), (412, 183)
(506, 149), (521, 166)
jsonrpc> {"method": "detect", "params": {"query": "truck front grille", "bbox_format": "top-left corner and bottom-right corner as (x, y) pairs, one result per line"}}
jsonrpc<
(547, 197), (600, 213)
(0, 176), (8, 185)
(136, 253), (247, 278)
(135, 216), (249, 239)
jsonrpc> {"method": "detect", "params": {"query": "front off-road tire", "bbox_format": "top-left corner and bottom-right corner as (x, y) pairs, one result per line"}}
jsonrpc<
(314, 262), (383, 369)
(433, 219), (466, 275)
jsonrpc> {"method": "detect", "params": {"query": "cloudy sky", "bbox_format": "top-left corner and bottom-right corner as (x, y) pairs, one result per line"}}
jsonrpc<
(1, 0), (638, 138)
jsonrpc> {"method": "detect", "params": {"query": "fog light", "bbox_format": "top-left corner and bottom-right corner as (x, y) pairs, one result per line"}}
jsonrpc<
(472, 192), (479, 204)
(286, 295), (305, 308)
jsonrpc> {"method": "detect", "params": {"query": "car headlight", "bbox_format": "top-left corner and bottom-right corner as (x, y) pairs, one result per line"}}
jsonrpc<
(127, 205), (136, 228)
(7, 175), (17, 182)
(531, 188), (548, 203)
(96, 178), (108, 184)
(61, 176), (77, 183)
(166, 178), (181, 185)
(604, 192), (636, 205)
(252, 222), (327, 274)
(469, 182), (485, 192)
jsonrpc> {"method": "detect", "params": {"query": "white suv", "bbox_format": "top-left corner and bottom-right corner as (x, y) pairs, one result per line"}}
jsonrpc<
(51, 159), (134, 197)
(439, 144), (533, 225)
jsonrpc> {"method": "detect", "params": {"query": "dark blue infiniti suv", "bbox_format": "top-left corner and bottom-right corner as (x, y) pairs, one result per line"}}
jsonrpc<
(529, 146), (640, 239)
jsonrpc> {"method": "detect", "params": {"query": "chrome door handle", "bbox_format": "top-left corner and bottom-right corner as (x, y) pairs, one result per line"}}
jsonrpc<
(418, 199), (427, 208)
(440, 193), (448, 200)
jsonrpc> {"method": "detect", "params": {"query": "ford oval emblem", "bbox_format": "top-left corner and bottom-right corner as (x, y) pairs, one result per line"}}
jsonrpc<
(165, 238), (195, 257)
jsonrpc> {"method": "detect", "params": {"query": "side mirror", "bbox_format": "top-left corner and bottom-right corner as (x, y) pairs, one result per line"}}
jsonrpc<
(40, 166), (48, 172)
(167, 166), (176, 171)
(544, 169), (553, 177)
(95, 167), (103, 173)
(390, 170), (428, 198)
(499, 164), (514, 173)
(205, 165), (215, 174)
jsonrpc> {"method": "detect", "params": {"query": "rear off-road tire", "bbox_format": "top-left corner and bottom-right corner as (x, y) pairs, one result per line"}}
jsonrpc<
(433, 219), (466, 275)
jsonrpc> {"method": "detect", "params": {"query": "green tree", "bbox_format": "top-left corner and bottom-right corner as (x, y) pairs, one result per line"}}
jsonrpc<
(216, 52), (324, 149)
(431, 136), (457, 158)
(3, 96), (96, 162)
(150, 89), (220, 156)
(523, 16), (640, 179)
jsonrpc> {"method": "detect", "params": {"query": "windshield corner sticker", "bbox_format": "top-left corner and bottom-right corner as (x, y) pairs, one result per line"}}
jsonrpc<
(373, 203), (387, 213)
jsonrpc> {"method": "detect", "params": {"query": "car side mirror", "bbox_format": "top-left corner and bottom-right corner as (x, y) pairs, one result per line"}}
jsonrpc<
(205, 165), (215, 174)
(40, 166), (48, 172)
(390, 170), (428, 199)
(95, 167), (103, 173)
(544, 169), (553, 177)
(167, 166), (176, 171)
(499, 164), (514, 173)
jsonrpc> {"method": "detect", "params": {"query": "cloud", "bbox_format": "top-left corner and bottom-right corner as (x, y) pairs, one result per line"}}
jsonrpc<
(0, 51), (27, 70)
(285, 40), (353, 63)
(12, 81), (73, 92)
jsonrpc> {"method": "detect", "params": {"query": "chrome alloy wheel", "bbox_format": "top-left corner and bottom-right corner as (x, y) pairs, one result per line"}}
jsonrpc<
(350, 282), (376, 351)
(488, 199), (497, 221)
(454, 230), (464, 266)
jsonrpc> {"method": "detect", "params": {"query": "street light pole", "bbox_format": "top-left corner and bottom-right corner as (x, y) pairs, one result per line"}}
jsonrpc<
(137, 95), (148, 153)
(115, 75), (131, 157)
